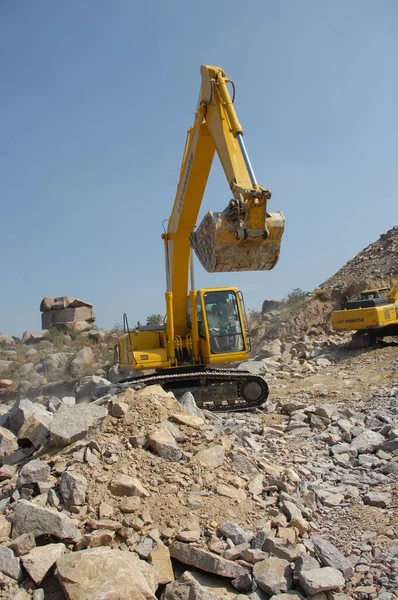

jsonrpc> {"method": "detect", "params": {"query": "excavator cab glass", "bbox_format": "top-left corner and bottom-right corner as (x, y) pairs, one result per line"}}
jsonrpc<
(202, 291), (244, 354)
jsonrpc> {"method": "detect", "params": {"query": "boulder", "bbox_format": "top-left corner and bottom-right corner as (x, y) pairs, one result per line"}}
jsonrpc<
(17, 459), (51, 487)
(177, 391), (205, 419)
(41, 353), (73, 377)
(74, 376), (112, 402)
(109, 475), (149, 498)
(40, 297), (55, 312)
(351, 429), (385, 454)
(299, 567), (345, 595)
(56, 548), (157, 600)
(70, 347), (94, 378)
(22, 331), (50, 344)
(194, 444), (225, 469)
(148, 428), (182, 462)
(253, 557), (293, 595)
(17, 412), (53, 449)
(12, 500), (81, 543)
(21, 543), (66, 585)
(219, 522), (254, 545)
(0, 427), (18, 456)
(41, 306), (96, 330)
(0, 546), (22, 581)
(148, 545), (174, 585)
(60, 471), (88, 506)
(312, 537), (354, 580)
(8, 398), (50, 435)
(164, 570), (238, 600)
(0, 360), (12, 377)
(50, 404), (108, 447)
(169, 542), (249, 579)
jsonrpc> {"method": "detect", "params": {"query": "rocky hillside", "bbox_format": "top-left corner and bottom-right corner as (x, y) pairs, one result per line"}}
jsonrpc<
(257, 226), (398, 342)
(0, 329), (119, 399)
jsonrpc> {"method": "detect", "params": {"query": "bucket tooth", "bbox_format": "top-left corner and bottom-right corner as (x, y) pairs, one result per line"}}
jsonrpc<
(190, 210), (285, 273)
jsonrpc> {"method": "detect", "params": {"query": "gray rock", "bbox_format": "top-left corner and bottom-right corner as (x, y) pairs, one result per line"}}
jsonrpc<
(379, 438), (398, 453)
(231, 572), (253, 592)
(262, 537), (299, 561)
(382, 462), (398, 475)
(148, 428), (182, 462)
(74, 376), (112, 403)
(253, 557), (292, 595)
(313, 537), (354, 580)
(12, 500), (82, 543)
(70, 347), (94, 378)
(50, 403), (107, 447)
(8, 398), (50, 435)
(60, 471), (88, 506)
(22, 330), (50, 344)
(219, 521), (254, 545)
(18, 459), (51, 487)
(230, 454), (259, 475)
(169, 541), (250, 579)
(178, 391), (205, 419)
(0, 546), (22, 580)
(136, 537), (153, 559)
(299, 567), (345, 595)
(9, 533), (36, 556)
(0, 360), (12, 377)
(164, 570), (238, 600)
(194, 445), (225, 469)
(363, 491), (391, 507)
(351, 429), (385, 454)
(18, 363), (35, 378)
(21, 543), (66, 585)
(17, 411), (53, 449)
(41, 353), (73, 377)
(280, 500), (302, 522)
(0, 426), (18, 456)
(293, 553), (320, 580)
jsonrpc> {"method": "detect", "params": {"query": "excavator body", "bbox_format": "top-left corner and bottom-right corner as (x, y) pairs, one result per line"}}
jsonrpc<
(331, 282), (398, 347)
(117, 65), (284, 410)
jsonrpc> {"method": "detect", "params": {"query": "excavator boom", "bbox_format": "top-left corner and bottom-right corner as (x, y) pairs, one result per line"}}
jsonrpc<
(117, 65), (284, 410)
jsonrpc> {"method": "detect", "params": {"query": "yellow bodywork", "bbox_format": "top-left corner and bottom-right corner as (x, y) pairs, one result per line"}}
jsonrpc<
(119, 65), (284, 374)
(331, 282), (398, 334)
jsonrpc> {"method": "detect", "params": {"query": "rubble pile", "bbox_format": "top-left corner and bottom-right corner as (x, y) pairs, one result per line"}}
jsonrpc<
(257, 226), (398, 343)
(319, 226), (398, 293)
(0, 369), (397, 599)
(40, 297), (96, 333)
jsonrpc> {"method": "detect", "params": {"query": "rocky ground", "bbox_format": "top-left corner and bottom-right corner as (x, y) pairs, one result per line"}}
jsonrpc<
(0, 326), (396, 599)
(0, 225), (397, 600)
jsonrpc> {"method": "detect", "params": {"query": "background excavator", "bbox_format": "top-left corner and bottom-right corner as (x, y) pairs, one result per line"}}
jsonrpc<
(117, 65), (285, 410)
(331, 281), (398, 347)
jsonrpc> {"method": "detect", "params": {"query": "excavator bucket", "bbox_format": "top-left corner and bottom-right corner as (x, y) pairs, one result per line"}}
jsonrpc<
(190, 210), (285, 273)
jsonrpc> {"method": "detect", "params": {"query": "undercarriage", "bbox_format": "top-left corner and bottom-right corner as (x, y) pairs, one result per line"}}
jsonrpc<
(119, 367), (269, 412)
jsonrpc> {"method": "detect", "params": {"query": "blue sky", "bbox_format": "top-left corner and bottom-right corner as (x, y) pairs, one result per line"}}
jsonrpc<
(1, 0), (397, 336)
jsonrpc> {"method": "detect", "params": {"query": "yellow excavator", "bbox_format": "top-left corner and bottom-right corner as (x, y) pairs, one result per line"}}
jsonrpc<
(117, 65), (285, 410)
(331, 281), (398, 347)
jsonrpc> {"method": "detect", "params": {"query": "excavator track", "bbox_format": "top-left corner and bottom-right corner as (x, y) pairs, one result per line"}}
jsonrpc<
(119, 368), (269, 412)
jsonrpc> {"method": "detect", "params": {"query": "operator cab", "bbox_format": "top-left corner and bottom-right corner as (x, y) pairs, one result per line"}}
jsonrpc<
(187, 289), (247, 357)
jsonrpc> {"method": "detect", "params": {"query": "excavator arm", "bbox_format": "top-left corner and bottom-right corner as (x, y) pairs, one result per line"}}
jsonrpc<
(163, 65), (285, 334)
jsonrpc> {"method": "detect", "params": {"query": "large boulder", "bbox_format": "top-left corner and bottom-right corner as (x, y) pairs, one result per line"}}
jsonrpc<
(70, 347), (94, 378)
(12, 500), (81, 543)
(56, 548), (157, 600)
(50, 404), (108, 447)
